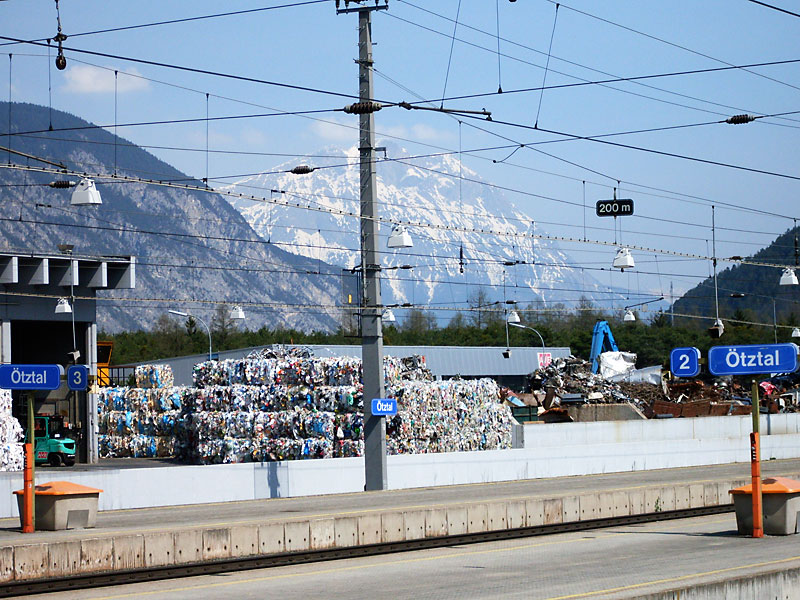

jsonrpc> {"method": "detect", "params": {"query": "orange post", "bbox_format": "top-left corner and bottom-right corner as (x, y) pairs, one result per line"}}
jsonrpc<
(22, 442), (33, 533)
(750, 380), (763, 538)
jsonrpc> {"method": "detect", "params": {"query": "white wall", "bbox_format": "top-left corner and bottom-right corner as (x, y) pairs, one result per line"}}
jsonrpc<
(2, 414), (799, 518)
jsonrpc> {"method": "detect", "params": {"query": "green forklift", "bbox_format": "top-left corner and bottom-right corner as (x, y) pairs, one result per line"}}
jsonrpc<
(32, 415), (76, 467)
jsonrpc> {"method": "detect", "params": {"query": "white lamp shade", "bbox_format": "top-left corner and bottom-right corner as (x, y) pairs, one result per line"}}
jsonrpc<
(70, 178), (102, 205)
(507, 310), (521, 324)
(55, 297), (72, 314)
(612, 247), (635, 270)
(382, 308), (396, 323)
(387, 226), (413, 249)
(792, 328), (800, 338)
(623, 309), (636, 322)
(780, 268), (798, 286)
(709, 318), (724, 338)
(229, 305), (245, 320)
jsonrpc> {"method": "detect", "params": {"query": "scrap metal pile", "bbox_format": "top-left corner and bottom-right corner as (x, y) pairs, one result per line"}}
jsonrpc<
(525, 355), (800, 419)
(98, 348), (512, 463)
(526, 356), (662, 414)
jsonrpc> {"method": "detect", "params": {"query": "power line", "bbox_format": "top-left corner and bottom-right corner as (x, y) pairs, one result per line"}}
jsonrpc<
(386, 6), (800, 125)
(546, 0), (800, 93)
(5, 162), (797, 273)
(0, 35), (368, 102)
(459, 114), (800, 182)
(0, 1), (330, 47)
(747, 0), (800, 20)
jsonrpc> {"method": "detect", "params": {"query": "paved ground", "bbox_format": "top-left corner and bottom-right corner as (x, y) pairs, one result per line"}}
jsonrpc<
(4, 458), (799, 544)
(21, 513), (800, 600)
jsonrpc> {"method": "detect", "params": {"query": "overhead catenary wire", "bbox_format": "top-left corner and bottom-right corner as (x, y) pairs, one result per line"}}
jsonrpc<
(0, 1), (331, 48)
(747, 0), (800, 19)
(4, 47), (791, 225)
(6, 139), (799, 254)
(4, 33), (800, 119)
(545, 0), (800, 94)
(3, 162), (797, 272)
(385, 5), (800, 127)
(534, 2), (559, 128)
(6, 126), (799, 246)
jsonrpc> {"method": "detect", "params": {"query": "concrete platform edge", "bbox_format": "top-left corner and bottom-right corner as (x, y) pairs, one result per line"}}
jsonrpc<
(4, 473), (794, 585)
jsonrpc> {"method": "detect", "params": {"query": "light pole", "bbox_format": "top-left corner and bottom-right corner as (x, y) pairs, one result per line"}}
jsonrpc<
(508, 321), (549, 369)
(169, 309), (213, 361)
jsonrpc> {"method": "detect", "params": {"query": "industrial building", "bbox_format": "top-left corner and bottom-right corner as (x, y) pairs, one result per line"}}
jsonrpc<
(131, 343), (572, 390)
(0, 250), (135, 463)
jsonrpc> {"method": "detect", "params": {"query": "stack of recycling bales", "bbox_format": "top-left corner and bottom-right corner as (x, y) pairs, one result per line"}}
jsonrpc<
(183, 350), (368, 463)
(0, 389), (24, 471)
(181, 348), (512, 464)
(96, 349), (513, 464)
(97, 365), (183, 458)
(387, 378), (512, 454)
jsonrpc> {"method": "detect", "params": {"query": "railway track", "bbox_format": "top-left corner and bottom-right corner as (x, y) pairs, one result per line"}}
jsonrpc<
(0, 504), (733, 598)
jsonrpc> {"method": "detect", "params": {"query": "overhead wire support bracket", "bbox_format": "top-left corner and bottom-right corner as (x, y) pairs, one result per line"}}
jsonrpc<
(397, 101), (491, 119)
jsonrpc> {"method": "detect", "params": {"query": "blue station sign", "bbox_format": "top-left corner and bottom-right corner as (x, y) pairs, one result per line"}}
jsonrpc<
(67, 365), (89, 391)
(708, 343), (799, 376)
(670, 347), (701, 378)
(371, 398), (398, 417)
(0, 364), (64, 390)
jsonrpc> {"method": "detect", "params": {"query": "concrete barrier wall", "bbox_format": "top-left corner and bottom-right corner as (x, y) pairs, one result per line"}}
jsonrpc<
(521, 414), (800, 448)
(2, 414), (800, 518)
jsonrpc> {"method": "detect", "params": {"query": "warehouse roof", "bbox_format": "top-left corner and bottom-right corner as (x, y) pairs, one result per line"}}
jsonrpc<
(134, 344), (571, 387)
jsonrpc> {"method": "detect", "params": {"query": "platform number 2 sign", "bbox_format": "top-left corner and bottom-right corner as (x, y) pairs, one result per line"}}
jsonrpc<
(670, 347), (701, 378)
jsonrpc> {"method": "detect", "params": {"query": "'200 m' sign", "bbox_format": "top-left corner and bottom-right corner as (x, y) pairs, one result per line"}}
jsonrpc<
(595, 199), (634, 217)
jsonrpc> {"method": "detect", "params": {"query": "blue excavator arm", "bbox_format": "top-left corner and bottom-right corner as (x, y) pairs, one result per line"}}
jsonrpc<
(589, 320), (619, 373)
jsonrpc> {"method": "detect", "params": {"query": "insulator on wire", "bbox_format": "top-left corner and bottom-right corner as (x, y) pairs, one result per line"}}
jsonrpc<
(48, 180), (74, 188)
(725, 114), (756, 125)
(290, 165), (314, 175)
(343, 101), (382, 114)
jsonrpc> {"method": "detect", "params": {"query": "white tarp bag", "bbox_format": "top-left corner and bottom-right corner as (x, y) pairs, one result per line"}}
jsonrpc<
(598, 351), (637, 379)
(607, 364), (662, 385)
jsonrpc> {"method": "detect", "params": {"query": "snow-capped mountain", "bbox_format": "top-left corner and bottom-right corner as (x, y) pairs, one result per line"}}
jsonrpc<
(221, 144), (622, 322)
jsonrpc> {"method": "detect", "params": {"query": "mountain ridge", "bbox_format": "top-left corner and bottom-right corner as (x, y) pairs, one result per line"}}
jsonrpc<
(0, 101), (342, 333)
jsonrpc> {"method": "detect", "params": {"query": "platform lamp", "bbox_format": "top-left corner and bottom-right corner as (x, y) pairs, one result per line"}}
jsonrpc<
(49, 178), (103, 205)
(612, 247), (635, 271)
(502, 307), (521, 359)
(168, 309), (213, 361)
(780, 221), (799, 286)
(55, 244), (80, 361)
(387, 225), (413, 249)
(621, 297), (664, 324)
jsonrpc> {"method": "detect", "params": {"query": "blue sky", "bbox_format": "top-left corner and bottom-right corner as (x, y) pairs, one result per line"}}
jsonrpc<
(2, 0), (799, 307)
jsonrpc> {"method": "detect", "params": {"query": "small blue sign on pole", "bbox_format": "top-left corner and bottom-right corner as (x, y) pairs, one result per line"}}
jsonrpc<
(708, 343), (799, 376)
(670, 347), (701, 378)
(371, 398), (397, 417)
(67, 365), (89, 391)
(0, 364), (64, 390)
